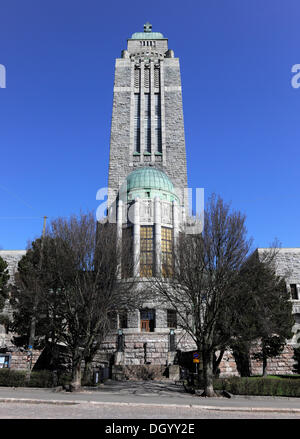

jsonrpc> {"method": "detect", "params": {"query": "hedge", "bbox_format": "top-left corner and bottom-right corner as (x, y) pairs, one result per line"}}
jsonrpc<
(214, 376), (300, 397)
(0, 369), (71, 388)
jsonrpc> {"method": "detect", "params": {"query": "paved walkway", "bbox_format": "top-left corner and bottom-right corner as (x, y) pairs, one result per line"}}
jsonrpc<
(0, 380), (300, 414)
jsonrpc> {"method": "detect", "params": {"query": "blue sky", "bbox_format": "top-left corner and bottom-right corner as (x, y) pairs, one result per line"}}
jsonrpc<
(0, 0), (299, 250)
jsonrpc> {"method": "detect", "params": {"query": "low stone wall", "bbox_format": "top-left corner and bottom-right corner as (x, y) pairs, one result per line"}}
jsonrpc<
(218, 345), (297, 377)
(219, 350), (239, 377)
(1, 331), (298, 378)
(99, 332), (298, 378)
(250, 344), (296, 376)
(9, 350), (40, 371)
(99, 331), (196, 367)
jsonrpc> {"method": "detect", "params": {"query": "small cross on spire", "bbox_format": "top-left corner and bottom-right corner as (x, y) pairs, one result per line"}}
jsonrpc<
(144, 22), (152, 33)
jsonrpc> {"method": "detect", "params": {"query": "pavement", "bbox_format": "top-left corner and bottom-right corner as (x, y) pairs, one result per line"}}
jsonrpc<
(0, 380), (300, 414)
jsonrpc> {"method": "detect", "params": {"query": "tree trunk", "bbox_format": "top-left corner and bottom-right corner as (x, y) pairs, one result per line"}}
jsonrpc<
(70, 358), (82, 391)
(83, 358), (93, 385)
(202, 349), (216, 397)
(232, 347), (251, 377)
(47, 341), (59, 386)
(262, 351), (268, 377)
(213, 348), (225, 377)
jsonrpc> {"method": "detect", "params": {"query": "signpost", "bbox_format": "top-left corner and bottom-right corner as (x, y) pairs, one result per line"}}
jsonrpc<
(193, 352), (201, 377)
(193, 352), (200, 363)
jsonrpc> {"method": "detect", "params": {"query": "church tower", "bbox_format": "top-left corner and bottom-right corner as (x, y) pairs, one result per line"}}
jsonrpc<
(104, 24), (193, 371)
(108, 22), (188, 212)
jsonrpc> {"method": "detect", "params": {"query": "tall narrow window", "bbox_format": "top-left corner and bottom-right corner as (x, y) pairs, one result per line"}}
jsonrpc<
(140, 225), (154, 277)
(134, 68), (140, 89)
(291, 284), (299, 300)
(154, 67), (160, 89)
(134, 94), (140, 153)
(144, 93), (151, 153)
(294, 314), (300, 324)
(161, 227), (173, 277)
(122, 227), (133, 278)
(144, 68), (150, 89)
(118, 310), (128, 329)
(167, 310), (177, 328)
(154, 94), (162, 153)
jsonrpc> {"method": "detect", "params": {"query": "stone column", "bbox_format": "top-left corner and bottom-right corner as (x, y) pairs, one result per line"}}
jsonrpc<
(150, 60), (155, 163)
(160, 60), (166, 166)
(116, 200), (123, 279)
(133, 198), (140, 277)
(154, 197), (161, 276)
(140, 61), (145, 161)
(172, 201), (179, 247)
(154, 308), (167, 333)
(172, 201), (179, 275)
(127, 309), (140, 333)
(129, 60), (135, 163)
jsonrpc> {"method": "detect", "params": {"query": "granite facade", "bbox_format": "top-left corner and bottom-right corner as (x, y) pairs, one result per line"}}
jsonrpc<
(107, 34), (188, 213)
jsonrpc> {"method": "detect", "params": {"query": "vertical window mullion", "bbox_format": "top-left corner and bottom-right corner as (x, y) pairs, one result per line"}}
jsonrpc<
(144, 93), (151, 153)
(155, 93), (162, 153)
(134, 93), (140, 153)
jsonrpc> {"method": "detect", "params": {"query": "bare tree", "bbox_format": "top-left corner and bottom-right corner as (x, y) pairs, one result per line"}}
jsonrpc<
(151, 194), (252, 396)
(45, 212), (139, 390)
(12, 211), (138, 390)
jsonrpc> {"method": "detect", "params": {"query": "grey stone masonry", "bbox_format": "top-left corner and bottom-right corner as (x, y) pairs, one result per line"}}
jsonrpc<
(0, 250), (26, 284)
(256, 248), (300, 296)
(257, 248), (300, 344)
(0, 250), (26, 332)
(127, 39), (168, 55)
(107, 29), (188, 213)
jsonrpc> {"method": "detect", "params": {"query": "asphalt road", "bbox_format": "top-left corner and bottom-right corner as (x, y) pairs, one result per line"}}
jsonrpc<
(0, 401), (300, 419)
(0, 380), (300, 419)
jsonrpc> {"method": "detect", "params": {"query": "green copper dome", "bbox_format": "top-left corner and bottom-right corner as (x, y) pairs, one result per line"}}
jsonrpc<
(131, 32), (164, 40)
(131, 22), (164, 40)
(126, 167), (178, 202)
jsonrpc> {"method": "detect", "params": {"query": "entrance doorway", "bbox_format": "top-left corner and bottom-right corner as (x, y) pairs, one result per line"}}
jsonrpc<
(140, 309), (155, 332)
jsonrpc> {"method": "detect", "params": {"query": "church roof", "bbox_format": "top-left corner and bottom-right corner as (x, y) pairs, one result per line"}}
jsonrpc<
(131, 32), (164, 40)
(131, 22), (164, 40)
(127, 167), (174, 192)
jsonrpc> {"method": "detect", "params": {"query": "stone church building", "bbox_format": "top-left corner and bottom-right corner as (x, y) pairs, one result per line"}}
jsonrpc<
(0, 24), (300, 378)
